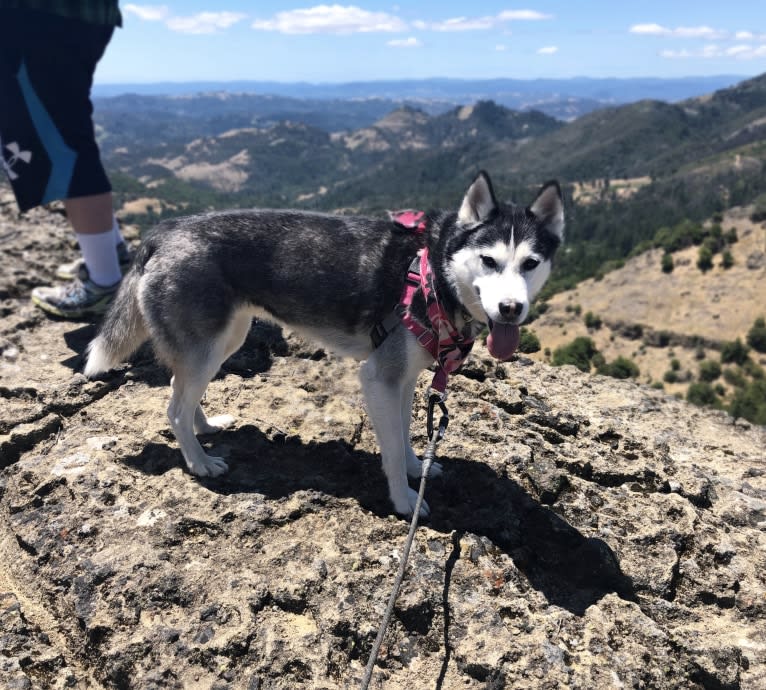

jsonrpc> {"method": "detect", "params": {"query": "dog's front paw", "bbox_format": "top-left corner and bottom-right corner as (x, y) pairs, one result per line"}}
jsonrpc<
(196, 414), (236, 435)
(393, 487), (430, 519)
(188, 454), (229, 477)
(405, 450), (443, 479)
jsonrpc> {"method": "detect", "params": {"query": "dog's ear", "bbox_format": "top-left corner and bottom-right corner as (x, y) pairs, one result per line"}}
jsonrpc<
(458, 171), (498, 227)
(529, 180), (564, 240)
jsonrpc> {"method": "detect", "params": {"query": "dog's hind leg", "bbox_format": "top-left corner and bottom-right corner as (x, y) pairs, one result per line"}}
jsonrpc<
(193, 309), (253, 435)
(167, 319), (247, 477)
(168, 358), (229, 477)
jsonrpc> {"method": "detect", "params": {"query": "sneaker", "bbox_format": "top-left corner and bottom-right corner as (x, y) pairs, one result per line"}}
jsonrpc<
(31, 276), (119, 319)
(56, 241), (132, 281)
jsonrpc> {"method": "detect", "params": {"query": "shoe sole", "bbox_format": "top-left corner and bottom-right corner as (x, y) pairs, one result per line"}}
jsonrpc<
(31, 292), (115, 319)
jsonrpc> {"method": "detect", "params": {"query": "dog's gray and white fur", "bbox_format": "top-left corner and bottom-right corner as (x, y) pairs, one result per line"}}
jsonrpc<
(85, 172), (564, 516)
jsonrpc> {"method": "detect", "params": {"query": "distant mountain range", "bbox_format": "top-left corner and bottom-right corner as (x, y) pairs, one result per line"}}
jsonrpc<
(100, 72), (766, 294)
(94, 75), (746, 122)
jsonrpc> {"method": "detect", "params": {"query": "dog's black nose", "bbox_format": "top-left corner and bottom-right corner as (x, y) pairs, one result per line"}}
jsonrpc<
(498, 301), (523, 318)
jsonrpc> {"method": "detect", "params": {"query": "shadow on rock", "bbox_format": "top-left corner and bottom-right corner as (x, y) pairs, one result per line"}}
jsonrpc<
(125, 423), (635, 617)
(60, 320), (288, 382)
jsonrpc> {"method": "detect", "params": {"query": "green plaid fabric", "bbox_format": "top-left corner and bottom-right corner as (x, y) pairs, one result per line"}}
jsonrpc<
(0, 0), (122, 26)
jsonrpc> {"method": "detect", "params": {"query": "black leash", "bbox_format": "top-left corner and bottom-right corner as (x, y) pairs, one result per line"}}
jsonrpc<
(360, 393), (449, 690)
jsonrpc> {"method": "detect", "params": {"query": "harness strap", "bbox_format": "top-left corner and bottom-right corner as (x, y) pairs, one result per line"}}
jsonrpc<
(371, 210), (475, 394)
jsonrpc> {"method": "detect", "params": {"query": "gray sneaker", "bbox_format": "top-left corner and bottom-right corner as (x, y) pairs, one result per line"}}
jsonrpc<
(31, 276), (119, 319)
(56, 241), (132, 281)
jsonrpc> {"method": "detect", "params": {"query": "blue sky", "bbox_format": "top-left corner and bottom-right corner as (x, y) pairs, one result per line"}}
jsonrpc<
(97, 2), (766, 83)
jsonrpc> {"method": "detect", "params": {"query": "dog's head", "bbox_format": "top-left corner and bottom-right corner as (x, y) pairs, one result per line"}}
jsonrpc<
(446, 171), (564, 360)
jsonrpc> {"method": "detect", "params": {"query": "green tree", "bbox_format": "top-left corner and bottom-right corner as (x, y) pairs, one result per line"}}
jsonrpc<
(746, 317), (766, 353)
(597, 356), (640, 379)
(518, 327), (541, 354)
(721, 338), (749, 365)
(687, 382), (720, 408)
(698, 360), (722, 382)
(661, 252), (674, 273)
(721, 249), (734, 269)
(552, 337), (598, 372)
(728, 379), (766, 425)
(584, 311), (602, 329)
(697, 245), (713, 272)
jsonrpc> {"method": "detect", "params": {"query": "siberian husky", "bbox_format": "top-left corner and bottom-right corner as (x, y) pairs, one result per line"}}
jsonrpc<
(85, 172), (564, 516)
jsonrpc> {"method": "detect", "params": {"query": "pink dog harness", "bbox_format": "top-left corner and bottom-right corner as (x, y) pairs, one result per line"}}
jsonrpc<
(379, 210), (475, 394)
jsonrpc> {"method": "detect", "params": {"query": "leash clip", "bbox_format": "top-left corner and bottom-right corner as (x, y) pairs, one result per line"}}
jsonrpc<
(426, 392), (449, 443)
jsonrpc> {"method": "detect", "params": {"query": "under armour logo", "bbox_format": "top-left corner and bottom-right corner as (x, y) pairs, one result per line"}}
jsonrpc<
(1, 140), (32, 181)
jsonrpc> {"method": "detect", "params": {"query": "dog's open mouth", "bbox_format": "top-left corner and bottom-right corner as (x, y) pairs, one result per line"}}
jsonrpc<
(486, 319), (520, 361)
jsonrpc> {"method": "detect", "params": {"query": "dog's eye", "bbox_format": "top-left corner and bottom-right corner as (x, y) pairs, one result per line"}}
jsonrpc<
(480, 255), (497, 270)
(522, 258), (540, 271)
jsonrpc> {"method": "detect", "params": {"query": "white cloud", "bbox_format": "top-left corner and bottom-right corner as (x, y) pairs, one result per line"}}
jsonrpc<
(427, 16), (496, 32)
(416, 9), (552, 32)
(629, 23), (668, 36)
(123, 5), (245, 34)
(661, 43), (766, 60)
(630, 23), (726, 39)
(676, 26), (726, 39)
(251, 5), (407, 34)
(537, 45), (558, 55)
(495, 44), (507, 52)
(123, 4), (169, 22)
(167, 11), (246, 34)
(497, 10), (551, 21)
(387, 36), (421, 48)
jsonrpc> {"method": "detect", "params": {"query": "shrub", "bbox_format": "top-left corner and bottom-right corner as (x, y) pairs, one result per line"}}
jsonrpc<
(525, 300), (549, 324)
(725, 227), (738, 244)
(597, 356), (640, 379)
(723, 367), (747, 388)
(670, 358), (681, 371)
(746, 317), (766, 353)
(720, 338), (749, 365)
(518, 327), (541, 354)
(697, 245), (713, 272)
(687, 382), (720, 408)
(698, 360), (722, 382)
(552, 337), (598, 372)
(742, 359), (765, 380)
(661, 252), (674, 273)
(584, 311), (602, 329)
(721, 250), (734, 269)
(664, 370), (680, 383)
(728, 379), (766, 425)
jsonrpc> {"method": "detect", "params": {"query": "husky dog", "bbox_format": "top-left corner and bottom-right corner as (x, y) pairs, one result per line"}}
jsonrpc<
(85, 172), (564, 516)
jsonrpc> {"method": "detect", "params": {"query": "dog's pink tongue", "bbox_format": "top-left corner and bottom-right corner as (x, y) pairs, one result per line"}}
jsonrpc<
(487, 322), (520, 361)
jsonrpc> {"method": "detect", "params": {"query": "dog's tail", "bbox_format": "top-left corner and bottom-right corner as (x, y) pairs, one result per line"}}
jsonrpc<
(84, 267), (147, 378)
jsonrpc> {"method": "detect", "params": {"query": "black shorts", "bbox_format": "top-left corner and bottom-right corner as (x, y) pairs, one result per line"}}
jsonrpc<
(0, 9), (114, 212)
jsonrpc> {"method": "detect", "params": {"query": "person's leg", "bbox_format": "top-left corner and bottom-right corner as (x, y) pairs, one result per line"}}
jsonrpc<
(64, 191), (121, 287)
(2, 10), (122, 317)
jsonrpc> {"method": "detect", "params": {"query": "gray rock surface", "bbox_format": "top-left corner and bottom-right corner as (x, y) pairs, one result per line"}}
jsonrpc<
(1, 194), (765, 689)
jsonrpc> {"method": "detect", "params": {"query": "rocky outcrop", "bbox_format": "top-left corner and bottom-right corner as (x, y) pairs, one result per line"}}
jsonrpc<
(1, 195), (765, 689)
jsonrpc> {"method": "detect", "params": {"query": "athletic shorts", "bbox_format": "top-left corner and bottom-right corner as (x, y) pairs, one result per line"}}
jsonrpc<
(0, 9), (114, 212)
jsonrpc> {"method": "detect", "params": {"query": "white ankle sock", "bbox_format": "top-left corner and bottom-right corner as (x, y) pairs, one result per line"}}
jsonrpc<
(76, 230), (122, 287)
